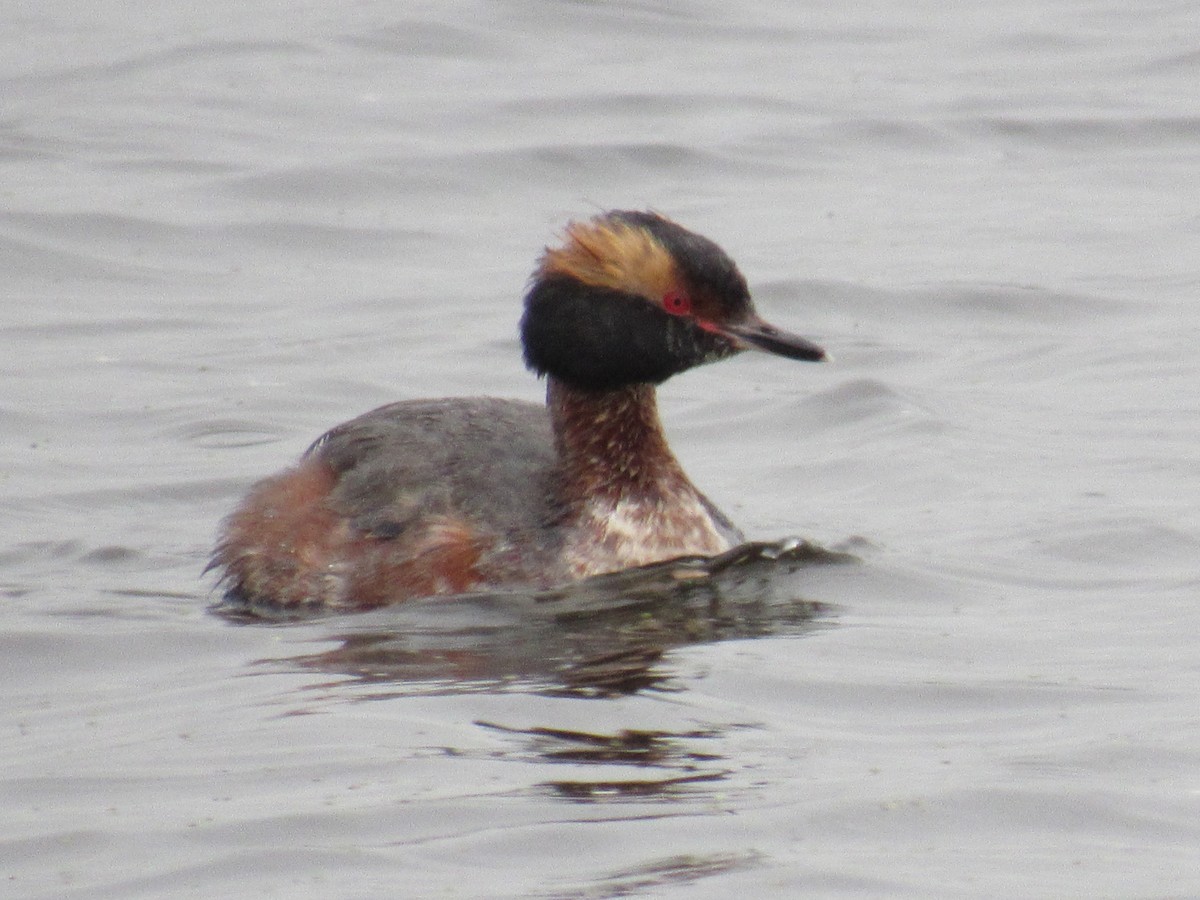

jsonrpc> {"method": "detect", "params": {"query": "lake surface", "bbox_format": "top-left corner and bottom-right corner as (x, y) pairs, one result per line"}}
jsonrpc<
(2, 1), (1199, 897)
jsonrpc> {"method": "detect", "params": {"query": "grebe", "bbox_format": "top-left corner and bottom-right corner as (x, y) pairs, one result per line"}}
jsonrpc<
(211, 211), (826, 612)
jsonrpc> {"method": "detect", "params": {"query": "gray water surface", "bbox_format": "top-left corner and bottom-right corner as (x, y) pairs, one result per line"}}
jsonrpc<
(2, 2), (1199, 897)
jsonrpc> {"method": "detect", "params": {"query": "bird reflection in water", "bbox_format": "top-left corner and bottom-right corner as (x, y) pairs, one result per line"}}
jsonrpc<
(232, 538), (850, 698)
(225, 539), (852, 803)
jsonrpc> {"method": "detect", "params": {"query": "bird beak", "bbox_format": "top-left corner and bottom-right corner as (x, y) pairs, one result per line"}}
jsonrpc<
(717, 315), (827, 362)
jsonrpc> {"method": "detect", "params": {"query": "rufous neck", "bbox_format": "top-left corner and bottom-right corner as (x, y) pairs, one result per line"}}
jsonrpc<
(546, 377), (689, 500)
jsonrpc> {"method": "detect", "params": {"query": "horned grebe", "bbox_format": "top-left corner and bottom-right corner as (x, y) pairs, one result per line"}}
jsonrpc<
(211, 211), (826, 612)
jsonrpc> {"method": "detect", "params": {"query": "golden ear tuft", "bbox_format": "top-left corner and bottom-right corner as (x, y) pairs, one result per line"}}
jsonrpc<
(537, 216), (679, 302)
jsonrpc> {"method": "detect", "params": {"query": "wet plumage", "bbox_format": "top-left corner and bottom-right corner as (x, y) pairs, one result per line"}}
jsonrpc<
(211, 210), (825, 612)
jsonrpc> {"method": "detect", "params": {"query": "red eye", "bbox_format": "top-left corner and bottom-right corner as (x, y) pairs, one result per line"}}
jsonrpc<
(663, 290), (692, 316)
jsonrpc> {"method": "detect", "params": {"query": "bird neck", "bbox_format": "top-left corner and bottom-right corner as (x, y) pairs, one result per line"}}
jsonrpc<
(546, 377), (692, 503)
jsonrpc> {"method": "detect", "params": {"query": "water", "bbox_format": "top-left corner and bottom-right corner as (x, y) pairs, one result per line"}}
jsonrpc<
(3, 1), (1199, 896)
